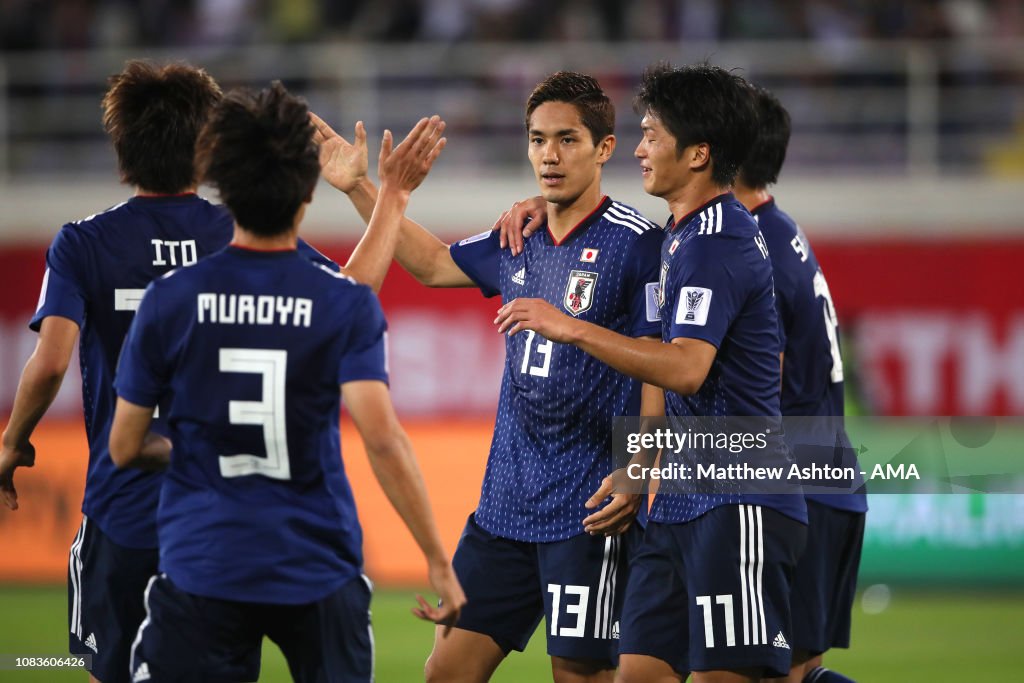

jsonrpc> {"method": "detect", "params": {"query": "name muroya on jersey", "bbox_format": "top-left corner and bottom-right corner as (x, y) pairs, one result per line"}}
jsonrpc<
(197, 293), (313, 327)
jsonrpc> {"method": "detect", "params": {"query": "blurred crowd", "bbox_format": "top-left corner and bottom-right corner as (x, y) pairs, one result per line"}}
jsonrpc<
(1, 0), (1022, 50)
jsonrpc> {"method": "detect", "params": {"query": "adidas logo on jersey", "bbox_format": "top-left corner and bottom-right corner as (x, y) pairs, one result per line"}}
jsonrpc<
(84, 632), (98, 653)
(511, 268), (526, 285)
(133, 662), (152, 682)
(611, 621), (620, 640)
(773, 631), (790, 649)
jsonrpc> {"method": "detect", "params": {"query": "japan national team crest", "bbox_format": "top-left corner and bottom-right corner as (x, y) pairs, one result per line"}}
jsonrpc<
(564, 269), (597, 316)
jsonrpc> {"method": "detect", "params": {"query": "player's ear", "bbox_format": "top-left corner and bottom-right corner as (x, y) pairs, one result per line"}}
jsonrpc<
(688, 142), (711, 172)
(596, 134), (615, 165)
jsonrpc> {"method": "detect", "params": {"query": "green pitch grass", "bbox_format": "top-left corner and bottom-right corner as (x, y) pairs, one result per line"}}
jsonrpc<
(0, 585), (1020, 682)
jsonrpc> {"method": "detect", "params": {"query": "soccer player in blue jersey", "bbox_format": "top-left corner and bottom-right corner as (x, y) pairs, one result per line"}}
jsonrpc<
(496, 64), (809, 683)
(735, 87), (865, 683)
(314, 71), (663, 683)
(108, 81), (463, 683)
(0, 60), (441, 683)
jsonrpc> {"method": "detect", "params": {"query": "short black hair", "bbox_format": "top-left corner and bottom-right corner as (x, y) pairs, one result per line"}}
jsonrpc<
(633, 62), (757, 187)
(196, 82), (320, 237)
(525, 71), (615, 145)
(102, 60), (222, 194)
(740, 86), (791, 189)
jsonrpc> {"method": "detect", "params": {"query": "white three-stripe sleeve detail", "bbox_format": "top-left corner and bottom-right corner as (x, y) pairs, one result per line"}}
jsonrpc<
(604, 214), (645, 235)
(610, 203), (657, 230)
(607, 206), (652, 231)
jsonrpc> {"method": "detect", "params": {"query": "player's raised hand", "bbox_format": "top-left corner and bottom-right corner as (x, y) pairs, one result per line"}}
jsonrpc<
(491, 196), (547, 256)
(413, 561), (467, 635)
(494, 297), (579, 343)
(310, 113), (368, 194)
(583, 470), (642, 536)
(0, 440), (36, 510)
(378, 115), (446, 195)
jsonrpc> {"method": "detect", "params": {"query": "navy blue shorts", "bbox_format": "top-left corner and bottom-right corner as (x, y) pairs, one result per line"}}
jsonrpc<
(130, 573), (374, 683)
(452, 513), (639, 663)
(619, 505), (806, 678)
(790, 501), (865, 654)
(67, 516), (159, 683)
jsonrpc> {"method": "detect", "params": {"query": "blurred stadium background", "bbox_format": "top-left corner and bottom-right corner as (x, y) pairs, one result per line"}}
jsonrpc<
(1, 1), (1022, 681)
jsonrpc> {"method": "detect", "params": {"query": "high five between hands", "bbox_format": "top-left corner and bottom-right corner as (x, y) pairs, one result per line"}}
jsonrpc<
(311, 112), (446, 195)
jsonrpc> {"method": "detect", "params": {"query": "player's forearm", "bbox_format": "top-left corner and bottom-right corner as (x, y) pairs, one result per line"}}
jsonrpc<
(640, 382), (665, 418)
(108, 398), (156, 468)
(349, 178), (469, 288)
(1, 356), (67, 448)
(130, 433), (172, 471)
(629, 384), (666, 472)
(109, 431), (146, 468)
(366, 432), (449, 568)
(346, 177), (380, 225)
(341, 182), (410, 293)
(569, 322), (704, 395)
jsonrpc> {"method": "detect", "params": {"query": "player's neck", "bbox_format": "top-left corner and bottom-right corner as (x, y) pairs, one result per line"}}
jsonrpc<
(665, 177), (730, 225)
(547, 185), (605, 242)
(733, 184), (771, 213)
(230, 224), (299, 251)
(134, 186), (197, 198)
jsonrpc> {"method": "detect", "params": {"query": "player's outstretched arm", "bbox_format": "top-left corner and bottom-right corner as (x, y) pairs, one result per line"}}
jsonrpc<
(495, 298), (716, 395)
(341, 380), (467, 630)
(0, 317), (78, 510)
(311, 112), (473, 288)
(313, 114), (448, 292)
(108, 398), (171, 470)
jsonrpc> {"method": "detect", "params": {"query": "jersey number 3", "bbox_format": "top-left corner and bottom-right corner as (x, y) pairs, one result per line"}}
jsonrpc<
(217, 348), (291, 480)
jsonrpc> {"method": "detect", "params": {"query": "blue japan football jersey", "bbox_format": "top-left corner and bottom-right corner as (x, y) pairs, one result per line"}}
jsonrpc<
(652, 193), (807, 524)
(753, 199), (867, 512)
(115, 246), (385, 604)
(30, 194), (336, 549)
(450, 197), (662, 541)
